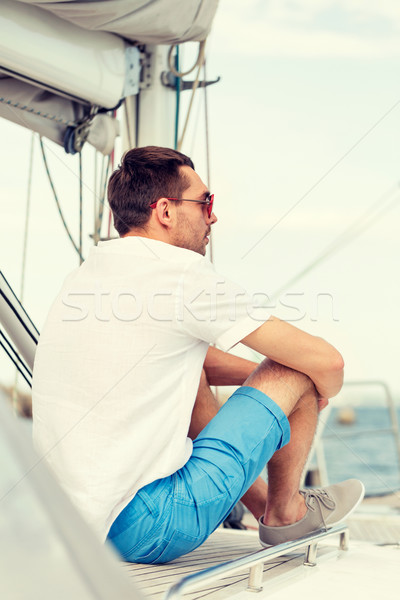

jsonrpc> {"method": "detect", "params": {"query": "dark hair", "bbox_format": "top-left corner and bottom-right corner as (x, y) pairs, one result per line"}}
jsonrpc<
(107, 146), (195, 236)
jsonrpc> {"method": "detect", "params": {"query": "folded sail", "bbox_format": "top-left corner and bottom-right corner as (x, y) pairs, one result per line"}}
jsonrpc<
(17, 0), (218, 44)
(0, 0), (219, 152)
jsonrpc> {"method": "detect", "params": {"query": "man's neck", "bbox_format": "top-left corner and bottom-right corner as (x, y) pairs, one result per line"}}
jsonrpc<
(123, 229), (172, 246)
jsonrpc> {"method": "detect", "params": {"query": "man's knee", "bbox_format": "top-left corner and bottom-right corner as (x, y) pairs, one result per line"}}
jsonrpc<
(243, 359), (315, 416)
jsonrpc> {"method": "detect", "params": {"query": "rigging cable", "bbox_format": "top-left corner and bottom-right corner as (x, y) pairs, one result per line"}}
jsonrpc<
(176, 41), (207, 151)
(242, 97), (400, 260)
(39, 137), (83, 262)
(123, 98), (133, 151)
(0, 271), (39, 342)
(249, 183), (400, 366)
(79, 150), (83, 264)
(0, 330), (32, 388)
(94, 154), (112, 243)
(93, 150), (98, 241)
(202, 57), (217, 401)
(174, 46), (181, 150)
(94, 155), (106, 243)
(107, 145), (116, 238)
(188, 84), (203, 158)
(20, 132), (34, 302)
(177, 64), (203, 151)
(203, 57), (214, 264)
(12, 132), (35, 408)
(271, 183), (400, 301)
(93, 151), (102, 245)
(107, 110), (117, 238)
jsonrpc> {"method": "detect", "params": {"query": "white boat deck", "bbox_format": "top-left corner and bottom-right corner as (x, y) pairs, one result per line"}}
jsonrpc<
(122, 526), (400, 600)
(121, 529), (310, 599)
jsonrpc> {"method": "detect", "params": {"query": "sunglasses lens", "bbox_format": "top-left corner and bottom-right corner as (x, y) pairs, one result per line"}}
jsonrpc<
(208, 194), (214, 217)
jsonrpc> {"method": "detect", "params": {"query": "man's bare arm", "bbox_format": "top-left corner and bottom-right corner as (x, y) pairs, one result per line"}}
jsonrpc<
(203, 346), (258, 386)
(241, 316), (344, 399)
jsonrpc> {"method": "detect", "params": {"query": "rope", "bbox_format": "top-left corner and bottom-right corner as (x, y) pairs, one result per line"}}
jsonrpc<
(177, 60), (203, 151)
(39, 137), (84, 262)
(0, 96), (76, 126)
(168, 40), (206, 77)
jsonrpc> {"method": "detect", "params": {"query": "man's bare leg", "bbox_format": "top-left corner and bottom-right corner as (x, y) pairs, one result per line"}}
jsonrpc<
(191, 349), (361, 540)
(264, 389), (318, 525)
(189, 369), (268, 520)
(190, 356), (319, 524)
(244, 358), (319, 526)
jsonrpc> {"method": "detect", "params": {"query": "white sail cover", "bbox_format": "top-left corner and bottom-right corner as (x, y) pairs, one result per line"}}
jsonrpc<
(14, 0), (218, 44)
(0, 0), (218, 153)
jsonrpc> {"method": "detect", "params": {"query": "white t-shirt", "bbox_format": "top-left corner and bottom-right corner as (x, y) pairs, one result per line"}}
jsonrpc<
(32, 237), (270, 540)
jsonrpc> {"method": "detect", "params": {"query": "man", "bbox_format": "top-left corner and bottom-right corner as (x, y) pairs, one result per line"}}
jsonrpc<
(32, 146), (364, 564)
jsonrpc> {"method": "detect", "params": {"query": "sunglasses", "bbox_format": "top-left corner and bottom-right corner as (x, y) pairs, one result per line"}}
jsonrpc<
(150, 194), (214, 218)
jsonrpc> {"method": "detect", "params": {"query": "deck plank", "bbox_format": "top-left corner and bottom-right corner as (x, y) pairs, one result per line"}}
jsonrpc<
(121, 529), (307, 599)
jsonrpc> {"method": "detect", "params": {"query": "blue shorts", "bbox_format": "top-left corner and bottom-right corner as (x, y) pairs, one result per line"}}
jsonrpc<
(107, 386), (290, 564)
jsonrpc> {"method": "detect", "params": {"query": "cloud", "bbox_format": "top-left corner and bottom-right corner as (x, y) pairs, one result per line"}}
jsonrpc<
(213, 0), (400, 58)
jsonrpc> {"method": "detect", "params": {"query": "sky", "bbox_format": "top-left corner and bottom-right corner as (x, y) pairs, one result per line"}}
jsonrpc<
(1, 0), (400, 403)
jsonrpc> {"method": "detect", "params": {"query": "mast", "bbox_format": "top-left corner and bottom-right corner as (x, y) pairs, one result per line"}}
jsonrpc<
(121, 45), (176, 153)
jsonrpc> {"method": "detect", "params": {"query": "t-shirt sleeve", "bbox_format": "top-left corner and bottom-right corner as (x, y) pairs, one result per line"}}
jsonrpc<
(176, 260), (270, 351)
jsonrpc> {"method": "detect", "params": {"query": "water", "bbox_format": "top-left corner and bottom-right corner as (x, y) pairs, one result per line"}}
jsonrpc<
(321, 406), (400, 496)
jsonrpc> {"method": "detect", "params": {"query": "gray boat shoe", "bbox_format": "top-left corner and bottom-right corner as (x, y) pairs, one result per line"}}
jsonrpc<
(259, 479), (365, 547)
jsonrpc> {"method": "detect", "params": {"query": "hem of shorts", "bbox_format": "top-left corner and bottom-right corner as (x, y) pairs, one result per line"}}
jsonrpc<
(229, 385), (290, 447)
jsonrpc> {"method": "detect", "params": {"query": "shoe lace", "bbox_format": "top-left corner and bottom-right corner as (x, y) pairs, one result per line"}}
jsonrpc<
(302, 488), (336, 529)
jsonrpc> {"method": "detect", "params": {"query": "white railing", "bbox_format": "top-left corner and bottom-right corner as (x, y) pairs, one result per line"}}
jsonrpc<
(164, 524), (349, 599)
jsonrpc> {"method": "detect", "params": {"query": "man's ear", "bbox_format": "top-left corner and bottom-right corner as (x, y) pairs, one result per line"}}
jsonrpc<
(155, 198), (173, 227)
